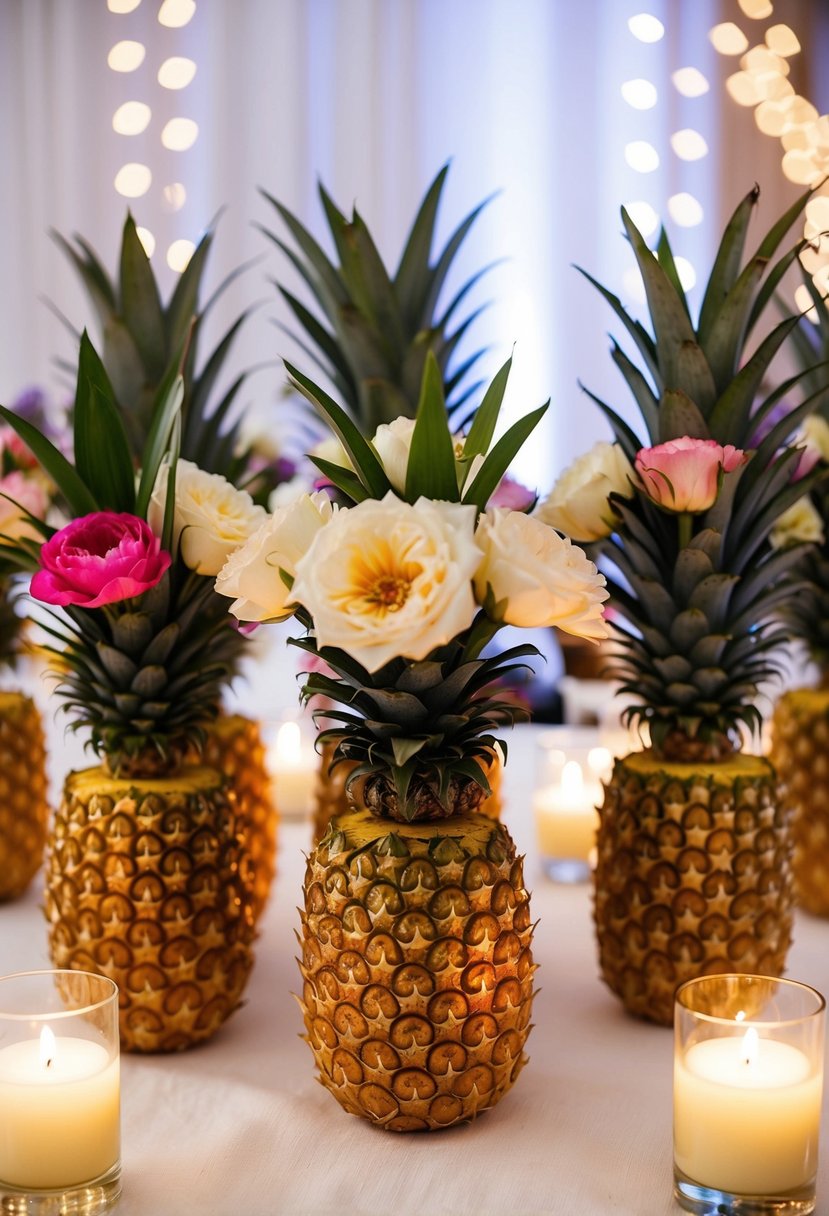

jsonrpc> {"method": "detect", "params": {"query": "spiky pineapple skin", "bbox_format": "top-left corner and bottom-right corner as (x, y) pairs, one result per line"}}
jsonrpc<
(200, 714), (278, 922)
(594, 751), (793, 1026)
(771, 689), (829, 916)
(311, 742), (503, 843)
(299, 808), (534, 1131)
(45, 766), (255, 1052)
(0, 693), (48, 902)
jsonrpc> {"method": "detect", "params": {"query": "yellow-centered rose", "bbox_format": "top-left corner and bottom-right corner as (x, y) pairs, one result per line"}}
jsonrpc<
(291, 493), (482, 672)
(475, 508), (609, 639)
(149, 459), (266, 576)
(215, 491), (335, 622)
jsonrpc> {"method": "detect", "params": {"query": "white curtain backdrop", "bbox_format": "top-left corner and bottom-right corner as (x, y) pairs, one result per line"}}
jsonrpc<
(0, 0), (824, 490)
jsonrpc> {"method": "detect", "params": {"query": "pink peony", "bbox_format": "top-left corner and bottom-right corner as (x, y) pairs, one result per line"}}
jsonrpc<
(0, 471), (47, 541)
(31, 512), (171, 609)
(635, 437), (746, 513)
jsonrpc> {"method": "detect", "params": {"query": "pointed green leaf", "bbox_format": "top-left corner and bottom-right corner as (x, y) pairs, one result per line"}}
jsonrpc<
(136, 373), (184, 517)
(405, 353), (458, 501)
(621, 207), (697, 385)
(464, 355), (512, 459)
(697, 187), (759, 347)
(576, 267), (659, 386)
(610, 342), (659, 441)
(0, 404), (98, 517)
(285, 361), (391, 498)
(119, 214), (167, 380)
(165, 227), (213, 355)
(463, 403), (548, 509)
(394, 164), (449, 330)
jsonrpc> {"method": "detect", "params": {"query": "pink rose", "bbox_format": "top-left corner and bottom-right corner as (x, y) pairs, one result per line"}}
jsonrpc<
(0, 472), (47, 541)
(635, 437), (746, 513)
(0, 427), (37, 471)
(31, 512), (171, 609)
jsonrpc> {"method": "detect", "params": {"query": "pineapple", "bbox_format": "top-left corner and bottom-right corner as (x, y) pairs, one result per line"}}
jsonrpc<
(201, 713), (277, 921)
(0, 335), (257, 1052)
(573, 186), (824, 1023)
(263, 167), (505, 821)
(300, 809), (533, 1131)
(257, 353), (607, 1129)
(56, 214), (278, 905)
(0, 690), (48, 902)
(768, 281), (829, 913)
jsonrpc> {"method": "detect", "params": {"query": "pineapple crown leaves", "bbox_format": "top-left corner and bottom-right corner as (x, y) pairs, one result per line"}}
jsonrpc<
(260, 164), (499, 431)
(288, 349), (547, 514)
(53, 212), (260, 482)
(579, 187), (829, 752)
(292, 631), (530, 823)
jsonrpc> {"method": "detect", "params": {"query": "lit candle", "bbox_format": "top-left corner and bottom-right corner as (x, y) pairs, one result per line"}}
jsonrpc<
(533, 759), (602, 863)
(674, 975), (825, 1210)
(270, 719), (316, 818)
(0, 1025), (120, 1190)
(674, 1027), (821, 1194)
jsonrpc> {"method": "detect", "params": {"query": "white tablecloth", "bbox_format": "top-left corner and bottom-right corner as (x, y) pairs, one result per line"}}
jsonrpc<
(2, 721), (829, 1216)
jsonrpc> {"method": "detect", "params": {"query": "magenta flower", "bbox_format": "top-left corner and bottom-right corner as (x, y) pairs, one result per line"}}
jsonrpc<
(31, 512), (171, 609)
(635, 437), (746, 513)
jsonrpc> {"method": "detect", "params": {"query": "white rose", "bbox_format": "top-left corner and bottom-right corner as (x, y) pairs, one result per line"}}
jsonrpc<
(268, 474), (309, 510)
(535, 441), (634, 542)
(371, 417), (416, 493)
(149, 459), (267, 576)
(801, 415), (829, 463)
(474, 508), (609, 640)
(311, 435), (353, 471)
(291, 492), (482, 672)
(215, 491), (336, 621)
(770, 496), (825, 550)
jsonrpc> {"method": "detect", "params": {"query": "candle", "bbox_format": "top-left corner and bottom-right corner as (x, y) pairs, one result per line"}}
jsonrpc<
(674, 1028), (821, 1194)
(269, 719), (316, 818)
(673, 974), (825, 1213)
(0, 970), (121, 1208)
(533, 760), (602, 863)
(0, 1028), (120, 1189)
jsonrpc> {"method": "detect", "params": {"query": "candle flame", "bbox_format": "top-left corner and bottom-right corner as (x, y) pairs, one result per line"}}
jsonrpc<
(735, 1010), (746, 1022)
(39, 1025), (57, 1070)
(561, 760), (584, 794)
(741, 1025), (759, 1066)
(275, 720), (301, 766)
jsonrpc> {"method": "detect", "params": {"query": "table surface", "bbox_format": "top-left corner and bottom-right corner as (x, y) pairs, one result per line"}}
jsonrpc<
(2, 708), (829, 1216)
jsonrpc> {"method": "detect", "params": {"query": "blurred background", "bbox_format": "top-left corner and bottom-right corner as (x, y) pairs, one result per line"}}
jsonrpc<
(0, 0), (827, 494)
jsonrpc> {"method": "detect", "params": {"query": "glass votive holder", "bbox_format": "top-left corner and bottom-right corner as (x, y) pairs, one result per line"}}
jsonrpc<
(674, 974), (825, 1216)
(0, 970), (121, 1215)
(532, 727), (609, 882)
(263, 709), (317, 820)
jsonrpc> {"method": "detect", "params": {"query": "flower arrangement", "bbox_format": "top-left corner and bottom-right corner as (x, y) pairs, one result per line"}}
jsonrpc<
(0, 333), (263, 772)
(217, 353), (607, 816)
(538, 189), (827, 759)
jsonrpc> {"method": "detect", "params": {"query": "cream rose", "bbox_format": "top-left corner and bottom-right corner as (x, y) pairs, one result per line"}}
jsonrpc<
(371, 417), (416, 493)
(215, 491), (335, 622)
(535, 442), (634, 541)
(474, 508), (609, 640)
(770, 496), (825, 550)
(801, 415), (829, 463)
(291, 493), (482, 671)
(149, 459), (266, 576)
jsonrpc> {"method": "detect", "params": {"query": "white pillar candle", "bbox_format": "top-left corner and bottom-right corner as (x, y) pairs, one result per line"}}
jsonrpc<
(270, 719), (316, 818)
(0, 1027), (120, 1190)
(533, 760), (601, 861)
(674, 1027), (822, 1194)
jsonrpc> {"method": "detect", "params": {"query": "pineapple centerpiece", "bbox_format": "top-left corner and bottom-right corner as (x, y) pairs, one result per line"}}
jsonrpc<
(261, 166), (514, 835)
(767, 281), (829, 914)
(0, 333), (265, 1051)
(216, 353), (608, 1129)
(56, 213), (282, 916)
(539, 186), (827, 1025)
(0, 413), (55, 901)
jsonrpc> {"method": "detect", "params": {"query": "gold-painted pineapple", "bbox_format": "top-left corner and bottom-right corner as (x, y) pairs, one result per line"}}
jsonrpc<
(0, 334), (257, 1052)
(568, 186), (825, 1023)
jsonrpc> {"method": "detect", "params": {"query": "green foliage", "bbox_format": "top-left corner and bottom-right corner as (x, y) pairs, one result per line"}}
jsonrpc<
(261, 164), (495, 432)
